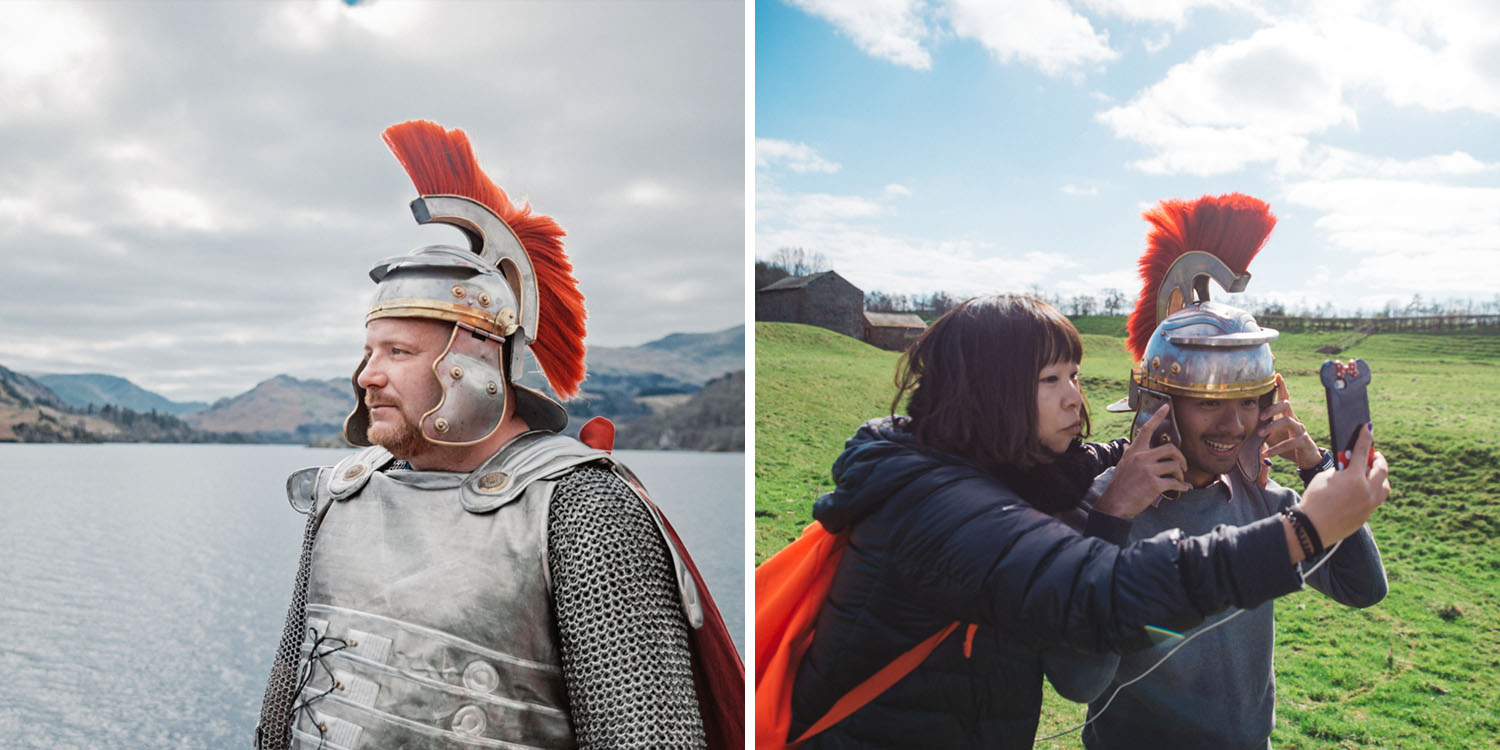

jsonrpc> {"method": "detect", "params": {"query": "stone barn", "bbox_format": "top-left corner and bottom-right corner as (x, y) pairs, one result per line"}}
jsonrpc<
(755, 271), (865, 340)
(863, 311), (927, 351)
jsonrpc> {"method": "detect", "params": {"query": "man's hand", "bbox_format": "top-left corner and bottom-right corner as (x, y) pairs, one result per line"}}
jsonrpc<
(1094, 405), (1191, 520)
(1295, 424), (1388, 557)
(1259, 374), (1322, 470)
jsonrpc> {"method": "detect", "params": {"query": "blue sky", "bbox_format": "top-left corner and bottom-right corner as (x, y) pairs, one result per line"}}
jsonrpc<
(756, 0), (1500, 315)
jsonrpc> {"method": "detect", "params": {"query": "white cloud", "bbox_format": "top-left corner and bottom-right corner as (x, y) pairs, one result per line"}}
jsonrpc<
(756, 138), (842, 174)
(758, 177), (1071, 297)
(127, 184), (229, 233)
(263, 1), (428, 52)
(759, 221), (1070, 296)
(944, 0), (1117, 75)
(1102, 8), (1500, 176)
(0, 3), (745, 400)
(1282, 177), (1500, 298)
(1143, 32), (1172, 53)
(787, 0), (932, 70)
(1079, 0), (1261, 27)
(786, 193), (884, 225)
(1290, 147), (1496, 181)
(1100, 22), (1354, 175)
(0, 3), (109, 122)
(620, 179), (682, 208)
(1061, 183), (1100, 196)
(884, 183), (913, 198)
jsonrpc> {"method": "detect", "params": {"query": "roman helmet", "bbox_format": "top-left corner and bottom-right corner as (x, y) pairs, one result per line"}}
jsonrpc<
(1107, 193), (1280, 482)
(344, 120), (587, 446)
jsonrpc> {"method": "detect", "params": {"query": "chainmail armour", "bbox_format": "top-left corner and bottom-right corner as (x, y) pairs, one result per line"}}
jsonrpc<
(547, 467), (706, 749)
(256, 496), (321, 750)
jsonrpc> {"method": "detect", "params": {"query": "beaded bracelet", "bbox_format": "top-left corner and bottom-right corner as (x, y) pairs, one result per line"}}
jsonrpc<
(1281, 507), (1325, 558)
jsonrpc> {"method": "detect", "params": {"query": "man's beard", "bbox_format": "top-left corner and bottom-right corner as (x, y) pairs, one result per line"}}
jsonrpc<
(367, 416), (427, 459)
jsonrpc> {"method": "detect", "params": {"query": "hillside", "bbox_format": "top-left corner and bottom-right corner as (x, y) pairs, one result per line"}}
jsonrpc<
(616, 369), (744, 451)
(0, 366), (209, 443)
(183, 375), (352, 439)
(36, 373), (207, 416)
(754, 320), (1500, 748)
(585, 325), (744, 388)
(0, 365), (119, 442)
(10, 325), (745, 445)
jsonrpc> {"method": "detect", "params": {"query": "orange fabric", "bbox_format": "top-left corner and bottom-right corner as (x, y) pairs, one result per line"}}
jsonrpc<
(790, 622), (960, 745)
(962, 623), (978, 659)
(754, 522), (846, 749)
(755, 521), (959, 749)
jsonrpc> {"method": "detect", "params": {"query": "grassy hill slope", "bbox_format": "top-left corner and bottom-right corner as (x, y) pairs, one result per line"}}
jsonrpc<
(754, 320), (1500, 748)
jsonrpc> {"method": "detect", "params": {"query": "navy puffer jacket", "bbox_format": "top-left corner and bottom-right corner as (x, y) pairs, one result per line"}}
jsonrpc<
(788, 417), (1303, 749)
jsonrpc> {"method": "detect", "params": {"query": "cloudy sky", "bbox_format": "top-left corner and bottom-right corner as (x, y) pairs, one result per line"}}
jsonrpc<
(757, 0), (1500, 316)
(0, 0), (744, 403)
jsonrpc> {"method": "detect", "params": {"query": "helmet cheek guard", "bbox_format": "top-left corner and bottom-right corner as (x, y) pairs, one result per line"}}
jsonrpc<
(420, 324), (508, 445)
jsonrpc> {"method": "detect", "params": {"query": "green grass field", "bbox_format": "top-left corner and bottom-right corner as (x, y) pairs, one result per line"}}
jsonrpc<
(754, 319), (1500, 749)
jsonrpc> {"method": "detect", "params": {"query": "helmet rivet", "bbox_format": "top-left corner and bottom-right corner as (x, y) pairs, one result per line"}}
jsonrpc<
(450, 365), (464, 380)
(434, 417), (450, 433)
(1151, 356), (1161, 370)
(478, 293), (492, 307)
(451, 285), (466, 299)
(486, 381), (499, 395)
(1170, 362), (1182, 375)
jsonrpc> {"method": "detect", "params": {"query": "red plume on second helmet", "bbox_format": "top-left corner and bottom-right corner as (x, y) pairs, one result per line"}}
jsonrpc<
(1124, 193), (1276, 363)
(381, 120), (587, 400)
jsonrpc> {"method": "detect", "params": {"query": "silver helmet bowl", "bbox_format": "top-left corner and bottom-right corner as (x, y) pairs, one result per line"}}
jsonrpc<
(1135, 300), (1278, 401)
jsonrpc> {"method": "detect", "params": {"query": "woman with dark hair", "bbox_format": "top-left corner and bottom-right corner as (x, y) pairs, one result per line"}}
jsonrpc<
(786, 294), (1387, 749)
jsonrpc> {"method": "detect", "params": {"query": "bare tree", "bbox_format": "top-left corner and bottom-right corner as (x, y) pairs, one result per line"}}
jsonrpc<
(768, 246), (829, 277)
(1101, 288), (1127, 316)
(929, 290), (957, 316)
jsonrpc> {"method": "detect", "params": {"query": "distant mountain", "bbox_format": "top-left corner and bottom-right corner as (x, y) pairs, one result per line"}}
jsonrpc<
(3, 325), (743, 446)
(0, 364), (68, 410)
(183, 374), (353, 439)
(585, 325), (744, 389)
(36, 373), (208, 416)
(0, 364), (100, 441)
(616, 370), (745, 451)
(520, 325), (745, 436)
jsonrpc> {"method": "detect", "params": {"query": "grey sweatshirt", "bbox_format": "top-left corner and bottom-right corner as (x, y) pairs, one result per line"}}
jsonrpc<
(1079, 467), (1387, 750)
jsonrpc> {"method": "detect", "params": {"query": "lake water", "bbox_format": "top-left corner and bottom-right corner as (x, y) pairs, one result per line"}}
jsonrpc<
(0, 444), (744, 749)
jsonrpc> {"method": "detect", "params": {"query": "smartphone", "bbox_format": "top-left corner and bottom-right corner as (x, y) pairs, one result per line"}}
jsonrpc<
(1320, 359), (1373, 469)
(1130, 385), (1181, 501)
(1130, 385), (1180, 448)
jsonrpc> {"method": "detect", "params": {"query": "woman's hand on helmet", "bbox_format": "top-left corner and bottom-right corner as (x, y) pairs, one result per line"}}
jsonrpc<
(1093, 405), (1191, 520)
(1296, 424), (1388, 553)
